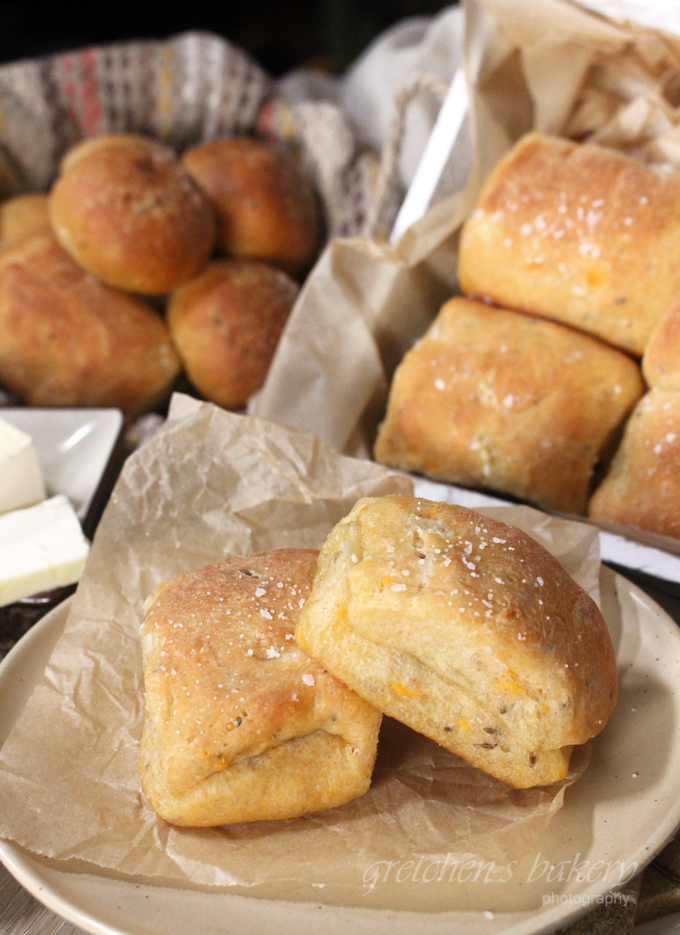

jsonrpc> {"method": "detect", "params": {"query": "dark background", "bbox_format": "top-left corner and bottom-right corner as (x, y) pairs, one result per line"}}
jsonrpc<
(0, 0), (456, 75)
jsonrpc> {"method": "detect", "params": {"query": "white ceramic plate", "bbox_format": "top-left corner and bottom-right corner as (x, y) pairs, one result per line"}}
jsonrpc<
(0, 408), (123, 527)
(1, 567), (680, 935)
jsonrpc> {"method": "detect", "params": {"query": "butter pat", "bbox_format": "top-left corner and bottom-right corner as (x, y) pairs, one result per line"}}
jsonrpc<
(0, 495), (89, 606)
(0, 417), (46, 514)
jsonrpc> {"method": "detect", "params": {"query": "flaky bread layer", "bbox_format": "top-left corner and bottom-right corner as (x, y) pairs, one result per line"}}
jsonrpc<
(140, 549), (382, 825)
(296, 496), (617, 789)
(296, 609), (573, 788)
(140, 724), (377, 827)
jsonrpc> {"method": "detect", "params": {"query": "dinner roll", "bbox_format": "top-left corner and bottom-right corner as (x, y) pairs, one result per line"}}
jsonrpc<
(459, 132), (680, 355)
(0, 193), (51, 253)
(140, 549), (382, 826)
(589, 298), (680, 538)
(182, 137), (321, 275)
(0, 234), (180, 413)
(295, 495), (618, 789)
(374, 296), (644, 515)
(642, 295), (680, 392)
(588, 388), (680, 539)
(167, 258), (299, 409)
(49, 133), (216, 294)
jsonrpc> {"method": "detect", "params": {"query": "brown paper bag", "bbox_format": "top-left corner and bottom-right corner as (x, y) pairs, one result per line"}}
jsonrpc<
(249, 0), (680, 559)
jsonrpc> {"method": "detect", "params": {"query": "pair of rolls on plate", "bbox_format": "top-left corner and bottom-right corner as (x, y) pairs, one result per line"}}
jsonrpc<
(140, 498), (617, 828)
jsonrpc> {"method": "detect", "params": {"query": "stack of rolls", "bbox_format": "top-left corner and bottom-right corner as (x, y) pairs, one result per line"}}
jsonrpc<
(139, 495), (619, 826)
(375, 131), (680, 538)
(0, 132), (320, 416)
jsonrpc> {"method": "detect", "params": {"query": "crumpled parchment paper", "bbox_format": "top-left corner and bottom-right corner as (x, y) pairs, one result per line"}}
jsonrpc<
(0, 395), (601, 893)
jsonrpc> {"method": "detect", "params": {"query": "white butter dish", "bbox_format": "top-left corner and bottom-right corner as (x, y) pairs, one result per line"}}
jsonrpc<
(0, 408), (124, 532)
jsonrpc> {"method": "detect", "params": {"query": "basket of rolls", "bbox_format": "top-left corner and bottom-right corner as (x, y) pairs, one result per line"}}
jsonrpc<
(0, 31), (376, 621)
(249, 0), (680, 556)
(0, 31), (375, 417)
(0, 27), (385, 702)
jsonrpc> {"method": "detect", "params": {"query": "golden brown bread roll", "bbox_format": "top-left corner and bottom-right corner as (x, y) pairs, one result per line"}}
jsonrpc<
(642, 296), (680, 391)
(167, 258), (299, 409)
(49, 133), (216, 294)
(589, 298), (680, 538)
(140, 549), (382, 826)
(182, 137), (321, 276)
(374, 296), (645, 514)
(0, 193), (51, 253)
(0, 233), (180, 413)
(588, 388), (680, 539)
(459, 132), (680, 355)
(295, 495), (618, 789)
(58, 132), (164, 175)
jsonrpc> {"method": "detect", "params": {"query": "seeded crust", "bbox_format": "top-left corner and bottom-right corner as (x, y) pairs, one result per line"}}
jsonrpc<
(49, 133), (216, 294)
(374, 296), (644, 514)
(458, 132), (680, 355)
(0, 233), (180, 413)
(167, 259), (299, 409)
(295, 496), (618, 789)
(182, 137), (321, 276)
(139, 549), (382, 826)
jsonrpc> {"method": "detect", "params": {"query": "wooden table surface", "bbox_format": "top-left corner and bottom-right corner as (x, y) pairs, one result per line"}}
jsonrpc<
(0, 864), (87, 935)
